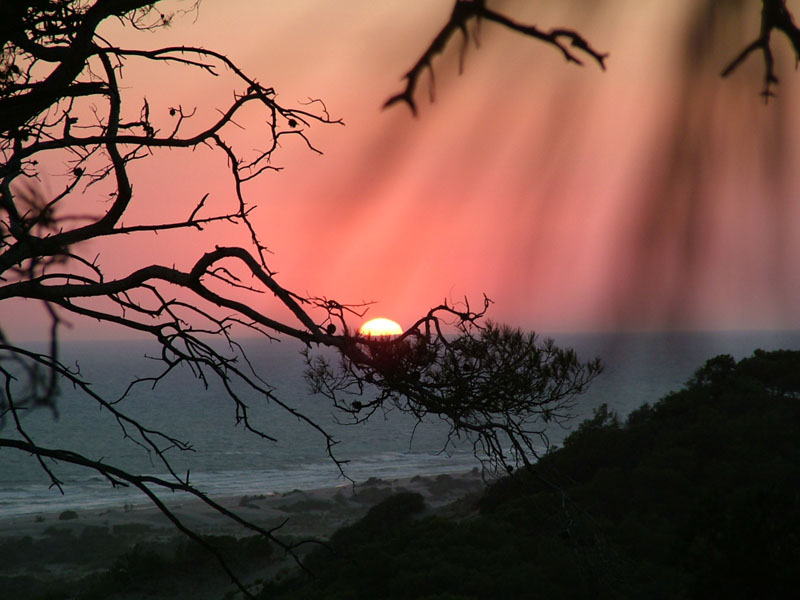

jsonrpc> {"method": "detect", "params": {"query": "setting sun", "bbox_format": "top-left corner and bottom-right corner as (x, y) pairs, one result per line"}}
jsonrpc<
(358, 317), (403, 337)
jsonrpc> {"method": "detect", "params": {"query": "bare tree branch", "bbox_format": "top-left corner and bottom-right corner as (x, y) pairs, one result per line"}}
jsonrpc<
(384, 0), (607, 115)
(722, 0), (800, 100)
(1, 2), (604, 594)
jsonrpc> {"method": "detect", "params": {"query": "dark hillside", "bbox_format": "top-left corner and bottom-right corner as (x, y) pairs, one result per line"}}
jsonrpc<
(269, 349), (800, 599)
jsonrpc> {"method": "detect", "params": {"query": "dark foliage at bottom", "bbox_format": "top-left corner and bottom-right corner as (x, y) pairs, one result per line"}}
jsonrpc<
(267, 349), (800, 599)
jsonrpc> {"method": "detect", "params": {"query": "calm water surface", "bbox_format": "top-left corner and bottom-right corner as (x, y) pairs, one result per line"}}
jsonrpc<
(1, 330), (798, 517)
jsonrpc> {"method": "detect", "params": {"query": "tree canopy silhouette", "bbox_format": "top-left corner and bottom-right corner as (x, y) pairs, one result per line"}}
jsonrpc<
(269, 349), (800, 599)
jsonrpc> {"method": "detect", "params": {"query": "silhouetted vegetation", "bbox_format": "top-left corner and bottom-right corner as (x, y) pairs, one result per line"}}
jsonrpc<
(266, 349), (800, 599)
(0, 530), (273, 600)
(3, 349), (798, 599)
(76, 534), (272, 600)
(3, 3), (800, 597)
(0, 4), (600, 592)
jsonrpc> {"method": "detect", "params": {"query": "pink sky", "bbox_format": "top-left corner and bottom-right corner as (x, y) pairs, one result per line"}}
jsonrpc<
(8, 1), (800, 340)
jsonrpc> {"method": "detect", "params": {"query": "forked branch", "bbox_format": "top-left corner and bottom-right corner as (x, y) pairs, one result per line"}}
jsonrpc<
(385, 0), (607, 115)
(722, 0), (800, 99)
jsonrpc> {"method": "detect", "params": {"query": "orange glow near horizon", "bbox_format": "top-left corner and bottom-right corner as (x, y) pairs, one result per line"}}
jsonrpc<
(358, 318), (404, 337)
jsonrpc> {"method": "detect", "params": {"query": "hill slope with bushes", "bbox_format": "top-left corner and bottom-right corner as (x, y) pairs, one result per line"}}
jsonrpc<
(268, 349), (800, 599)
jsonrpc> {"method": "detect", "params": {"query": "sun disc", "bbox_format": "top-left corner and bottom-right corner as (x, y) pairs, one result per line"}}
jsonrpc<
(358, 317), (403, 338)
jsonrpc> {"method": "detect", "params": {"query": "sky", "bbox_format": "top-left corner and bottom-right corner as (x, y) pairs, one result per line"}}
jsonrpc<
(7, 0), (800, 340)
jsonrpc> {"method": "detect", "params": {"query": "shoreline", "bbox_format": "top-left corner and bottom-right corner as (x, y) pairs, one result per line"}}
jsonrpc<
(1, 469), (487, 599)
(1, 457), (482, 520)
(0, 468), (487, 541)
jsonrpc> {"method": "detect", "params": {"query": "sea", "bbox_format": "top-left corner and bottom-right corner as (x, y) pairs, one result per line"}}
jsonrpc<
(2, 330), (799, 519)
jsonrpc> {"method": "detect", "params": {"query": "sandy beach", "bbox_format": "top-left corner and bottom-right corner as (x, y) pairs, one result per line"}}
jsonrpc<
(0, 469), (486, 599)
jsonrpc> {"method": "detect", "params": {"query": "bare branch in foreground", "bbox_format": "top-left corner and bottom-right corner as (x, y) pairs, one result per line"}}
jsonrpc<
(384, 0), (607, 115)
(1, 2), (602, 594)
(722, 0), (800, 100)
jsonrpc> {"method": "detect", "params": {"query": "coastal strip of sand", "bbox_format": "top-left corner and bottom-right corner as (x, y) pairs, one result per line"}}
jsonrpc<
(0, 469), (487, 600)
